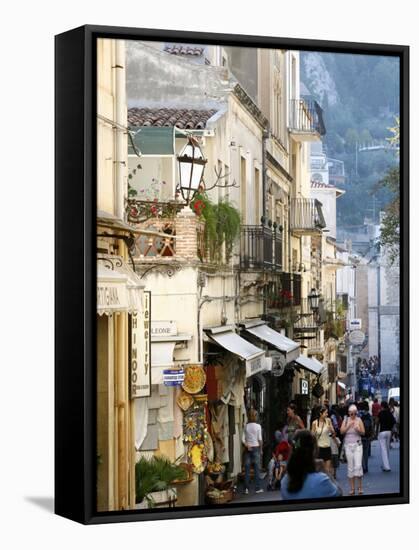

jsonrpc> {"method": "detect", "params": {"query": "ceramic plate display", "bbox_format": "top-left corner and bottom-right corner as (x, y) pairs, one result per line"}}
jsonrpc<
(182, 365), (206, 394)
(176, 391), (194, 412)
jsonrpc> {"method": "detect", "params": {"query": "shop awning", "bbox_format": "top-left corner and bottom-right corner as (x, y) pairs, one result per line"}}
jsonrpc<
(294, 354), (324, 375)
(243, 322), (300, 363)
(97, 255), (144, 315)
(128, 126), (175, 155)
(337, 381), (346, 389)
(205, 326), (266, 377)
(206, 327), (264, 361)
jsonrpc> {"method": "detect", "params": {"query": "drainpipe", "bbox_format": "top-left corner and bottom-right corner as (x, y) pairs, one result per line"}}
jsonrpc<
(262, 125), (269, 318)
(114, 40), (126, 221)
(262, 125), (269, 220)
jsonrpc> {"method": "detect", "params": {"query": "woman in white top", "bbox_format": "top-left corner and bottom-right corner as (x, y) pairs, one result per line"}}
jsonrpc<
(243, 409), (263, 494)
(311, 406), (337, 475)
(340, 404), (365, 495)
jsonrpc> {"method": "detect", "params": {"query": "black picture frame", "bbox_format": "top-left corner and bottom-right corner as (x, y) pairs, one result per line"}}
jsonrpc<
(55, 24), (409, 525)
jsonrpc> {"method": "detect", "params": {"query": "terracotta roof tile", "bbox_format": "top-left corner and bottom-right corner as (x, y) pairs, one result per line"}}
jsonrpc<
(128, 108), (217, 129)
(311, 181), (336, 188)
(164, 44), (205, 56)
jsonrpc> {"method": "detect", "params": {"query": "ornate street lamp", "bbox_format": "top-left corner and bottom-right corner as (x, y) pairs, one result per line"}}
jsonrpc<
(177, 136), (207, 204)
(308, 288), (321, 313)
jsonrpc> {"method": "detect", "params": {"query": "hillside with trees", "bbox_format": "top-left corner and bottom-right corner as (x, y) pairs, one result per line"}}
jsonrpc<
(301, 52), (400, 229)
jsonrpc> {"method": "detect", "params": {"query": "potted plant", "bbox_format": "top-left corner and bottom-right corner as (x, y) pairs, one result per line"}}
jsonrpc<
(135, 456), (188, 509)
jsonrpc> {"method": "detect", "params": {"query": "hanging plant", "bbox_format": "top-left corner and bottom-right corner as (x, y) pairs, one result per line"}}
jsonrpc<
(191, 194), (241, 263)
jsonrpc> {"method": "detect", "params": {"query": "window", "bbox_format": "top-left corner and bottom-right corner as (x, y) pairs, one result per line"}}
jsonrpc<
(254, 166), (260, 224)
(240, 157), (247, 223)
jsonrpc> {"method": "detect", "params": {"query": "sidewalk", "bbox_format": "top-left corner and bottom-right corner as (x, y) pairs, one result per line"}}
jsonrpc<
(230, 440), (400, 504)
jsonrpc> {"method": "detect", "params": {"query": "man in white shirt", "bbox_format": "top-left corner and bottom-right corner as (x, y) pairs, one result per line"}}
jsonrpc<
(243, 409), (263, 494)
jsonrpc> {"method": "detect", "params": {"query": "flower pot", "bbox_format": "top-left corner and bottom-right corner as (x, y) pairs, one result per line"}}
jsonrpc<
(135, 488), (178, 509)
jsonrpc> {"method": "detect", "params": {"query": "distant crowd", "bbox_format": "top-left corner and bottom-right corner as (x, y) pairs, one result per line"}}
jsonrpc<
(356, 356), (399, 396)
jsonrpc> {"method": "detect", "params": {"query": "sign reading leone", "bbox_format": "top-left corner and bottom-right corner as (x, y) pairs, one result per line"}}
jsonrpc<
(130, 291), (151, 398)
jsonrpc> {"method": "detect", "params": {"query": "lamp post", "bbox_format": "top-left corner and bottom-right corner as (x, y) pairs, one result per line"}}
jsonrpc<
(177, 136), (207, 205)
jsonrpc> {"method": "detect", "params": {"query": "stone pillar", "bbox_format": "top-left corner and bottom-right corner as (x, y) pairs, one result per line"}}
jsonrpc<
(175, 206), (204, 261)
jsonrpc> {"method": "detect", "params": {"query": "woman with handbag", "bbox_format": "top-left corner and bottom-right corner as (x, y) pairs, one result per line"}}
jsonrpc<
(311, 406), (337, 475)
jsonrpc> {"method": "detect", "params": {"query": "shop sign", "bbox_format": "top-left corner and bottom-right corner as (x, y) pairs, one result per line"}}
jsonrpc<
(130, 291), (151, 398)
(163, 368), (185, 386)
(300, 379), (309, 395)
(349, 330), (365, 345)
(269, 352), (286, 377)
(97, 282), (128, 313)
(349, 318), (362, 330)
(245, 355), (266, 378)
(151, 321), (177, 338)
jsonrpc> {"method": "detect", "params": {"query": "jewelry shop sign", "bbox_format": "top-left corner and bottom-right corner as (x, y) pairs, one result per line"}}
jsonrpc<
(130, 290), (152, 398)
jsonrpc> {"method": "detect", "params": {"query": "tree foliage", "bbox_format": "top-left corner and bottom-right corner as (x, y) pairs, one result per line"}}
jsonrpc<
(374, 119), (400, 264)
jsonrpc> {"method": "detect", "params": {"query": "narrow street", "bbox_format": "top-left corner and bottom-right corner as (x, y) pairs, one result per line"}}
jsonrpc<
(232, 440), (400, 504)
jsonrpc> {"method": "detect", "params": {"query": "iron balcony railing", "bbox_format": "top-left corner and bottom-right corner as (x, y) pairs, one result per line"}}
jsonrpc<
(289, 99), (326, 136)
(294, 330), (324, 354)
(290, 198), (326, 233)
(240, 225), (283, 271)
(293, 298), (320, 333)
(266, 272), (302, 309)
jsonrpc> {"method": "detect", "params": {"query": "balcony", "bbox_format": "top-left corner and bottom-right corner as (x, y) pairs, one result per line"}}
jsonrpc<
(288, 99), (326, 141)
(293, 298), (320, 334)
(126, 199), (207, 264)
(240, 225), (283, 271)
(266, 272), (302, 309)
(294, 329), (324, 355)
(290, 198), (326, 235)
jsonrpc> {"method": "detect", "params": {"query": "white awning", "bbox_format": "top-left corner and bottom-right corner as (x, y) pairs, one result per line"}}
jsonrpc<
(337, 381), (346, 389)
(205, 327), (267, 378)
(207, 328), (265, 362)
(294, 354), (324, 375)
(97, 255), (144, 315)
(244, 323), (300, 363)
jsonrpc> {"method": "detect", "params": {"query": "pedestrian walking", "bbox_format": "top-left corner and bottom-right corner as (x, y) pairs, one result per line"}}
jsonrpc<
(243, 409), (264, 494)
(340, 404), (365, 495)
(280, 430), (342, 500)
(311, 406), (337, 475)
(372, 397), (381, 439)
(285, 403), (305, 444)
(359, 401), (373, 473)
(393, 401), (400, 443)
(378, 401), (396, 472)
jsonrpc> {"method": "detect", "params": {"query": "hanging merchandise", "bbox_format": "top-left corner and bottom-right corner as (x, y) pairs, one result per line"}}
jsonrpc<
(312, 381), (325, 398)
(182, 364), (206, 394)
(176, 391), (194, 412)
(183, 402), (209, 473)
(189, 443), (206, 474)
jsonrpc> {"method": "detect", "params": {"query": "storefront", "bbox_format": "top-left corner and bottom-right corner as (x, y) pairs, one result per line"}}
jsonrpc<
(293, 354), (325, 425)
(96, 253), (145, 512)
(202, 326), (266, 475)
(237, 320), (301, 460)
(136, 321), (192, 464)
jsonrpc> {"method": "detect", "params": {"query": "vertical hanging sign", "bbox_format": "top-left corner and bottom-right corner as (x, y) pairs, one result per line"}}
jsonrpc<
(130, 290), (152, 398)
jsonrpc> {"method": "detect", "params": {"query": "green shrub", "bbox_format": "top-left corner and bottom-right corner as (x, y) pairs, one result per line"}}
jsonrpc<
(135, 456), (187, 504)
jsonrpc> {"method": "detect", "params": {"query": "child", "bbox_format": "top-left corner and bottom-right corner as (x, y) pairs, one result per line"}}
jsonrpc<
(267, 439), (291, 490)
